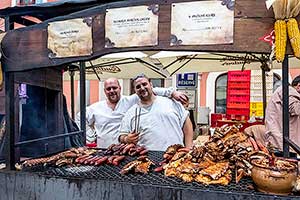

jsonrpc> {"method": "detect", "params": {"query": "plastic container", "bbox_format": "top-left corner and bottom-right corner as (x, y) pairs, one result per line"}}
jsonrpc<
(250, 102), (263, 110)
(228, 88), (250, 95)
(228, 81), (250, 88)
(227, 94), (250, 102)
(210, 113), (223, 127)
(227, 101), (250, 109)
(228, 70), (251, 82)
(226, 108), (250, 116)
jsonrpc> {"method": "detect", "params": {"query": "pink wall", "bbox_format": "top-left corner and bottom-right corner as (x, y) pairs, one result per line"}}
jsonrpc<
(200, 73), (208, 107)
(290, 69), (300, 80)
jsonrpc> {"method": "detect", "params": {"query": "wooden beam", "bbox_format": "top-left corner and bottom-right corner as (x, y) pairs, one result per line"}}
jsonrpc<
(12, 16), (37, 26)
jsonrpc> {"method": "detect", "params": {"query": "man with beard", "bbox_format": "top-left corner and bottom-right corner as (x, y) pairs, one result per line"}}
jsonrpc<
(118, 74), (193, 151)
(77, 77), (188, 148)
(265, 75), (300, 153)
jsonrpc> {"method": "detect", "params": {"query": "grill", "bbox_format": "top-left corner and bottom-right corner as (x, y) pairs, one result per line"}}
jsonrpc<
(23, 151), (300, 198)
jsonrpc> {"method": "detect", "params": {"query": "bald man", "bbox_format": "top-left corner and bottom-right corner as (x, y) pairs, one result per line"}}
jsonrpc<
(76, 78), (188, 148)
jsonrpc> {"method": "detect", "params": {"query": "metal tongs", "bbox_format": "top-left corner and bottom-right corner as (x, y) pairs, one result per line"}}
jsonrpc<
(134, 107), (141, 134)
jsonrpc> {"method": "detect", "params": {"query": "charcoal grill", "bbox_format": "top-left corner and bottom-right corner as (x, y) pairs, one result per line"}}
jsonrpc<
(22, 151), (300, 199)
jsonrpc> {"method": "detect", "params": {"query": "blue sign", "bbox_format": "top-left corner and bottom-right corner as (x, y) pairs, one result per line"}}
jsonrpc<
(176, 73), (197, 88)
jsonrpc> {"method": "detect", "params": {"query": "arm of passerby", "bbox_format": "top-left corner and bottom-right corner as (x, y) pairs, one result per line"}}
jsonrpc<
(153, 87), (188, 106)
(126, 87), (175, 106)
(182, 117), (193, 149)
(289, 96), (300, 116)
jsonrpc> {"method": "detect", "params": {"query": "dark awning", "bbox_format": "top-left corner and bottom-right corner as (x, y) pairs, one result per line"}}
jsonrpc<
(0, 0), (122, 22)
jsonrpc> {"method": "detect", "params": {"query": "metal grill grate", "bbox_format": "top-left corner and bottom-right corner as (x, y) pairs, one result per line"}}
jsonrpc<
(24, 151), (300, 197)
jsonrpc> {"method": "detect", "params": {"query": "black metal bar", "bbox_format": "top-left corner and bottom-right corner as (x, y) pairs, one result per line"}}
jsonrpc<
(86, 61), (138, 69)
(212, 52), (263, 62)
(192, 57), (261, 63)
(240, 53), (248, 71)
(284, 137), (300, 155)
(134, 58), (167, 78)
(282, 55), (289, 157)
(162, 57), (182, 70)
(4, 72), (15, 170)
(170, 55), (197, 76)
(86, 58), (134, 68)
(5, 16), (14, 30)
(69, 70), (75, 119)
(88, 61), (101, 81)
(135, 58), (161, 71)
(4, 16), (16, 170)
(261, 68), (266, 121)
(14, 131), (83, 147)
(79, 62), (86, 146)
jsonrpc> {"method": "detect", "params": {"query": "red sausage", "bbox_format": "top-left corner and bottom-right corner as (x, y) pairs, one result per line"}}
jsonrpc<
(139, 149), (149, 155)
(94, 156), (108, 166)
(112, 155), (126, 166)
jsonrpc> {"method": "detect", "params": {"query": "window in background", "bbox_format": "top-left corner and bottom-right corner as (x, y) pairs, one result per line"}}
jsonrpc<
(15, 0), (45, 6)
(17, 0), (36, 5)
(151, 78), (164, 88)
(215, 73), (227, 113)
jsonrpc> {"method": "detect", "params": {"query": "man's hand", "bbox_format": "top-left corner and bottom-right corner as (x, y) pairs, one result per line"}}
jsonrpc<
(125, 132), (139, 144)
(171, 91), (189, 106)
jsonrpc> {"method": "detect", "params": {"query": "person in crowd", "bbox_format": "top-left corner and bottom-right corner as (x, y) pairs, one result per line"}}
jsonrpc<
(76, 77), (188, 148)
(118, 74), (193, 151)
(265, 75), (300, 152)
(0, 83), (5, 163)
(243, 124), (266, 145)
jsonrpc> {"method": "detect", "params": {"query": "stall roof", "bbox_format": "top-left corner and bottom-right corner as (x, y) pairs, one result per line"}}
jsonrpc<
(1, 0), (282, 73)
(0, 0), (122, 21)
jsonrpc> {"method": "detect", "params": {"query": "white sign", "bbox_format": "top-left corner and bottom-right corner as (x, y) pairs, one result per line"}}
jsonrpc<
(171, 1), (234, 46)
(105, 5), (159, 48)
(47, 18), (93, 58)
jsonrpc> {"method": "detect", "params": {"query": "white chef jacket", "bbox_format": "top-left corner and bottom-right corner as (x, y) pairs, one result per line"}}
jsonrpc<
(119, 96), (189, 151)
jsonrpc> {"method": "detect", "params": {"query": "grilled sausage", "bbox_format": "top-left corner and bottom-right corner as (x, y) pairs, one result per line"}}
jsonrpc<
(90, 156), (103, 165)
(158, 159), (168, 166)
(78, 155), (94, 164)
(112, 155), (126, 166)
(154, 166), (164, 172)
(75, 155), (91, 163)
(122, 144), (135, 155)
(84, 156), (100, 165)
(135, 146), (145, 153)
(177, 147), (190, 153)
(128, 148), (138, 156)
(163, 153), (173, 160)
(107, 155), (119, 164)
(94, 156), (108, 166)
(139, 149), (149, 155)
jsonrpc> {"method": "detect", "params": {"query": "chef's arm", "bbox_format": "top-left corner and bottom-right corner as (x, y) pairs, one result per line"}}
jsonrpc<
(153, 87), (188, 105)
(119, 132), (139, 144)
(182, 116), (193, 148)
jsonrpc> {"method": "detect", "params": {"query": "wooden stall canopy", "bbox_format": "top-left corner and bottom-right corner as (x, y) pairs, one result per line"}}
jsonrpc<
(0, 0), (284, 73)
(0, 0), (122, 23)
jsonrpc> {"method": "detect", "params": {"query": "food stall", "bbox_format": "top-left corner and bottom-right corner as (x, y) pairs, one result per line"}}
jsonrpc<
(0, 0), (300, 199)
